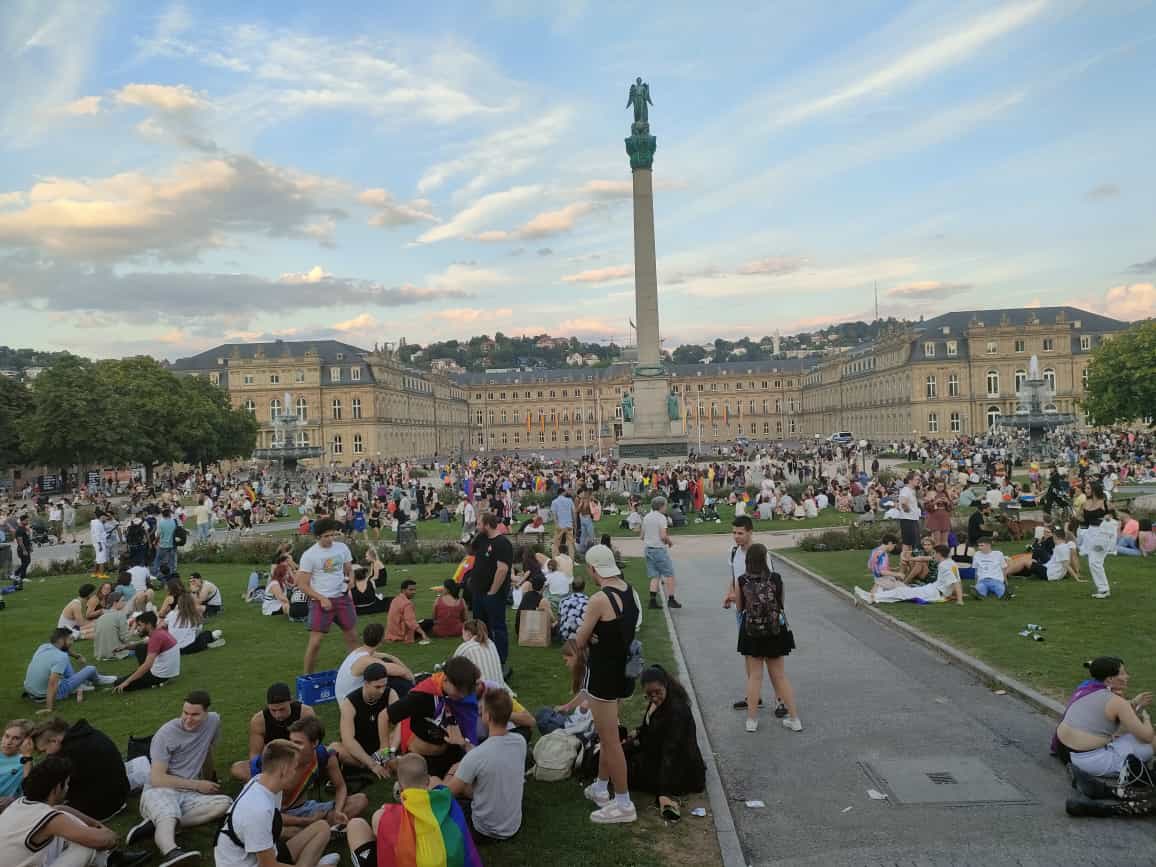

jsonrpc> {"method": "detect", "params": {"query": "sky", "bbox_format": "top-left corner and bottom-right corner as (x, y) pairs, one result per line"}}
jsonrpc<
(1, 0), (1154, 361)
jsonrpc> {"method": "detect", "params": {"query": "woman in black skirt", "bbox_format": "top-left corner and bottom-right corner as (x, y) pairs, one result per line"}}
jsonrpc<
(736, 543), (802, 733)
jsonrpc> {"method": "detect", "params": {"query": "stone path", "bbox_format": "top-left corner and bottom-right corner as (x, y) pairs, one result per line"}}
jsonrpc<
(660, 536), (1156, 866)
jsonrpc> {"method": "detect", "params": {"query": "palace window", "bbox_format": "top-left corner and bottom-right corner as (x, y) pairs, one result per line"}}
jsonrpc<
(353, 434), (363, 454)
(330, 367), (341, 382)
(923, 342), (936, 357)
(1014, 339), (1025, 353)
(270, 399), (282, 420)
(332, 399), (342, 420)
(986, 405), (1001, 429)
(1080, 335), (1091, 351)
(295, 431), (309, 447)
(946, 340), (958, 357)
(243, 374), (254, 385)
(950, 412), (961, 433)
(986, 370), (999, 396)
(295, 370), (306, 383)
(350, 367), (361, 382)
(332, 435), (343, 455)
(928, 412), (939, 433)
(270, 373), (280, 385)
(1043, 368), (1056, 390)
(947, 373), (960, 397)
(925, 375), (937, 399)
(1042, 338), (1055, 352)
(352, 398), (362, 419)
(986, 340), (998, 354)
(209, 372), (220, 386)
(244, 399), (255, 414)
(295, 397), (308, 420)
(1015, 369), (1027, 392)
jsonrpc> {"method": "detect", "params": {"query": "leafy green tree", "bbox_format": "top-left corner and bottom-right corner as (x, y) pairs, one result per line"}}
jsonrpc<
(176, 375), (258, 468)
(97, 357), (186, 483)
(672, 344), (706, 365)
(21, 355), (116, 479)
(0, 375), (29, 469)
(1082, 321), (1156, 427)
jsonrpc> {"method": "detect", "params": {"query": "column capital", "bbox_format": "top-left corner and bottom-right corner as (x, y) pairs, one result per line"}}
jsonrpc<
(625, 133), (657, 170)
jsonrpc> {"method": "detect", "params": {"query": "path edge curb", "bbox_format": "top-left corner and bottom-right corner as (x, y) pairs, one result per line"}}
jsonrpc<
(660, 599), (747, 867)
(777, 553), (1066, 720)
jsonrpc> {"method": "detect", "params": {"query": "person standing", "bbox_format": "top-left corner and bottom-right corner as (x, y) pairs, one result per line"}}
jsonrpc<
(13, 514), (32, 589)
(575, 544), (638, 824)
(640, 497), (679, 609)
(469, 514), (512, 665)
(153, 508), (178, 576)
(89, 512), (109, 580)
(734, 543), (801, 733)
(550, 488), (575, 556)
(897, 473), (922, 560)
(295, 518), (358, 675)
(126, 691), (232, 867)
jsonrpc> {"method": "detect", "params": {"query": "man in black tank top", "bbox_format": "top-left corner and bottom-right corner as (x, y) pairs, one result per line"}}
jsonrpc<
(335, 664), (392, 780)
(229, 683), (315, 781)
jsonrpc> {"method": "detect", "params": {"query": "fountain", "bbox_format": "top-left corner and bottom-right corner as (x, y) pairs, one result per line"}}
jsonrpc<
(997, 355), (1075, 460)
(252, 390), (324, 469)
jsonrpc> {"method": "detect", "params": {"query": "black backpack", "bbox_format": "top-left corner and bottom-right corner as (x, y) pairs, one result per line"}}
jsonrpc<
(742, 572), (783, 638)
(172, 524), (188, 548)
(288, 587), (309, 622)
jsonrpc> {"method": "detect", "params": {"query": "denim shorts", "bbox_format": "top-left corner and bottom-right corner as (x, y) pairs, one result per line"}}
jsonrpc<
(284, 799), (334, 818)
(645, 546), (675, 578)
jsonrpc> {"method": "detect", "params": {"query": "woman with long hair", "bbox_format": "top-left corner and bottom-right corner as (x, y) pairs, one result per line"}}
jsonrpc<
(165, 588), (223, 654)
(533, 639), (591, 735)
(624, 665), (706, 820)
(735, 543), (801, 733)
(924, 478), (954, 546)
(429, 579), (466, 638)
(451, 619), (508, 689)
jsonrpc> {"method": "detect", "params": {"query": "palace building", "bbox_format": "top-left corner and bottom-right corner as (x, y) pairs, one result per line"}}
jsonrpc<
(172, 306), (1128, 463)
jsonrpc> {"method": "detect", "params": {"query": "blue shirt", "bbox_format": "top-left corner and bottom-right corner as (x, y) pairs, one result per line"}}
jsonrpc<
(551, 495), (574, 529)
(0, 754), (22, 797)
(157, 517), (177, 548)
(23, 643), (69, 697)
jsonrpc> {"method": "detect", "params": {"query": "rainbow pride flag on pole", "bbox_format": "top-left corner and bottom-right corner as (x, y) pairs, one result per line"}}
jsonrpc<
(376, 786), (483, 867)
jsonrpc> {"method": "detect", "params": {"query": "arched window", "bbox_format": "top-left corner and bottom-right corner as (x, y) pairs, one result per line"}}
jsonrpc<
(947, 373), (959, 397)
(925, 375), (937, 399)
(1043, 368), (1056, 390)
(244, 399), (255, 415)
(986, 405), (1001, 430)
(332, 399), (342, 420)
(353, 434), (364, 454)
(295, 397), (308, 420)
(1044, 402), (1057, 413)
(269, 398), (282, 420)
(950, 412), (961, 433)
(986, 370), (999, 396)
(928, 413), (938, 433)
(332, 435), (343, 454)
(1014, 369), (1026, 392)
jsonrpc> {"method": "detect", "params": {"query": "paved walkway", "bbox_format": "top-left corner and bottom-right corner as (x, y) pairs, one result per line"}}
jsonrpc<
(662, 536), (1156, 866)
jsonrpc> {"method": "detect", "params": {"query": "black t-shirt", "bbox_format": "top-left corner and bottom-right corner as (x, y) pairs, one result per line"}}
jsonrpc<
(15, 526), (31, 554)
(470, 533), (513, 597)
(966, 510), (985, 546)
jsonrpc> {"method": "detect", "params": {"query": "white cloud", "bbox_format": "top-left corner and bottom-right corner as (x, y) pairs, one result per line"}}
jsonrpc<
(0, 192), (25, 208)
(557, 316), (619, 338)
(279, 265), (332, 284)
(61, 95), (102, 115)
(886, 280), (973, 299)
(417, 185), (541, 243)
(430, 307), (513, 323)
(1071, 283), (1156, 322)
(476, 201), (596, 242)
(358, 188), (437, 228)
(332, 312), (377, 332)
(735, 257), (808, 276)
(425, 263), (506, 291)
(115, 82), (207, 112)
(562, 265), (633, 284)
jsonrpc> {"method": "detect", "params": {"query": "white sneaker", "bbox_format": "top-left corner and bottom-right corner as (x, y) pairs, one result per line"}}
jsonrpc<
(76, 683), (97, 692)
(590, 801), (637, 824)
(1092, 591), (1111, 599)
(744, 718), (758, 733)
(211, 629), (223, 640)
(319, 855), (341, 866)
(854, 586), (873, 604)
(207, 639), (227, 649)
(782, 717), (803, 732)
(583, 783), (611, 807)
(96, 674), (119, 685)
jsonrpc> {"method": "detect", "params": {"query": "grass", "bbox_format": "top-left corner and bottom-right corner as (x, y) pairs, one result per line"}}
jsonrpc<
(0, 562), (719, 867)
(783, 545), (1156, 701)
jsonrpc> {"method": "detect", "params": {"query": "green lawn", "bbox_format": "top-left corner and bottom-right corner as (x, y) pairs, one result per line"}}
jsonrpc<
(1, 563), (718, 867)
(783, 546), (1156, 701)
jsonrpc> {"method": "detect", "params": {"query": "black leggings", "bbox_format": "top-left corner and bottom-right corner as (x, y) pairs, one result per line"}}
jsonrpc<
(180, 632), (215, 655)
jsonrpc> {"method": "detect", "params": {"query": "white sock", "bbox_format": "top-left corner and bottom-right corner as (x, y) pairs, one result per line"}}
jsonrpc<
(614, 792), (632, 808)
(593, 778), (609, 796)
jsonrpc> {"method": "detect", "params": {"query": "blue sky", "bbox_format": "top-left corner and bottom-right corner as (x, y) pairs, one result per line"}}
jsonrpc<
(1, 0), (1153, 360)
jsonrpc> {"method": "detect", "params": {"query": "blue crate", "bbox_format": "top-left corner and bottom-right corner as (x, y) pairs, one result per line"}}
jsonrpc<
(296, 670), (338, 705)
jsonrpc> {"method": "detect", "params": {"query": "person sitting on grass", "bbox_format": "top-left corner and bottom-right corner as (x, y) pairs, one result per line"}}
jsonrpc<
(0, 756), (145, 867)
(900, 535), (935, 584)
(623, 665), (706, 822)
(439, 687), (526, 843)
(0, 719), (33, 798)
(187, 573), (222, 617)
(212, 739), (339, 867)
(93, 592), (138, 661)
(971, 537), (1013, 600)
(451, 621), (508, 690)
(866, 534), (905, 590)
(424, 580), (466, 639)
(164, 590), (225, 655)
(345, 753), (481, 867)
(515, 573), (556, 638)
(534, 639), (592, 736)
(335, 664), (395, 782)
(23, 628), (119, 712)
(230, 682), (315, 782)
(855, 545), (965, 606)
(56, 584), (99, 640)
(380, 657), (482, 781)
(245, 717), (367, 835)
(334, 623), (415, 702)
(260, 560), (291, 616)
(385, 580), (428, 644)
(112, 612), (181, 693)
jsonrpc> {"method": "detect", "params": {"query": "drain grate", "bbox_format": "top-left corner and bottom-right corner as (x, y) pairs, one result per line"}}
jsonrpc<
(861, 757), (1035, 806)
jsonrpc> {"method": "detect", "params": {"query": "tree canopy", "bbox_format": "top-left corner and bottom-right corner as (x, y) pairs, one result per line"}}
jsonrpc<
(1081, 320), (1156, 427)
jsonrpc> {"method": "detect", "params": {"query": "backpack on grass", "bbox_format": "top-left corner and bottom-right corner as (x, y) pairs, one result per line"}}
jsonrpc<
(530, 731), (581, 782)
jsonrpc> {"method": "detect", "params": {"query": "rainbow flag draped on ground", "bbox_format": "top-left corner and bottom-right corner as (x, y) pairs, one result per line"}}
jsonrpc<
(375, 786), (483, 867)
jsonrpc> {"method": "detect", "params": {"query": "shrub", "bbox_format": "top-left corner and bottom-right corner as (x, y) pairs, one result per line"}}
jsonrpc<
(797, 520), (898, 552)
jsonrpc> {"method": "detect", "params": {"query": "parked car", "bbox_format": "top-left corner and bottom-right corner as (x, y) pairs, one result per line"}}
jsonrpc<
(828, 431), (854, 444)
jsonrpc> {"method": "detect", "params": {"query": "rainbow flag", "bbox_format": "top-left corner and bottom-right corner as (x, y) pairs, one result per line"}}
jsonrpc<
(376, 786), (483, 867)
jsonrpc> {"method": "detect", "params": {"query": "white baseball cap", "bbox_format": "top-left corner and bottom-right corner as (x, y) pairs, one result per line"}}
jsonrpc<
(583, 544), (620, 577)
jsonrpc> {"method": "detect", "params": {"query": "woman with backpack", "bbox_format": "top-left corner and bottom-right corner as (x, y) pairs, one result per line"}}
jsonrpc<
(735, 543), (801, 733)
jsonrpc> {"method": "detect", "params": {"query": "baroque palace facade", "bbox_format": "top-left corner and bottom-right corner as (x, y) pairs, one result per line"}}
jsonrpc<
(172, 306), (1126, 464)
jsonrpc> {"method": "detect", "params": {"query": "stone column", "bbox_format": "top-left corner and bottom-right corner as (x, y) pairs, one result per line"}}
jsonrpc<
(632, 167), (660, 367)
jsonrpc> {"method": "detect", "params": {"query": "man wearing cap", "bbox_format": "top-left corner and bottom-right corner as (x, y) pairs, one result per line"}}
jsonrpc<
(229, 683), (315, 782)
(335, 664), (393, 779)
(295, 518), (358, 675)
(640, 497), (680, 610)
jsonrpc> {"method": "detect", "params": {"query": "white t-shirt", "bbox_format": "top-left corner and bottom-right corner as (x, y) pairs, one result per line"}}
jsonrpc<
(164, 611), (200, 650)
(641, 510), (669, 548)
(151, 634), (181, 679)
(626, 510), (643, 531)
(260, 580), (284, 616)
(971, 550), (1007, 584)
(199, 581), (223, 607)
(545, 569), (571, 597)
(128, 565), (151, 595)
(898, 486), (921, 520)
(298, 541), (352, 598)
(931, 559), (961, 596)
(213, 779), (281, 867)
(1046, 541), (1075, 580)
(335, 648), (371, 700)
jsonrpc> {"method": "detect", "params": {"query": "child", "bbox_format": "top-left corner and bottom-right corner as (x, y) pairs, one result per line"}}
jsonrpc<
(534, 639), (592, 735)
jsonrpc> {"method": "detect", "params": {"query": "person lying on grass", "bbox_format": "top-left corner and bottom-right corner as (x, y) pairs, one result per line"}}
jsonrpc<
(855, 545), (964, 606)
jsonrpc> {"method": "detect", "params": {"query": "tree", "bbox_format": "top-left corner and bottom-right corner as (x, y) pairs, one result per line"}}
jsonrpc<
(672, 344), (706, 365)
(21, 355), (116, 479)
(0, 376), (29, 469)
(97, 357), (186, 483)
(1082, 321), (1156, 427)
(175, 375), (258, 468)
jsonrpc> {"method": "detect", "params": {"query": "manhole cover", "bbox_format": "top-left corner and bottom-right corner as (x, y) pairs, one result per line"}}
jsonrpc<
(862, 757), (1034, 806)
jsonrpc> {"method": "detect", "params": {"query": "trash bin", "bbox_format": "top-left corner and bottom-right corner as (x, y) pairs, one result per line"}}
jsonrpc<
(396, 522), (417, 545)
